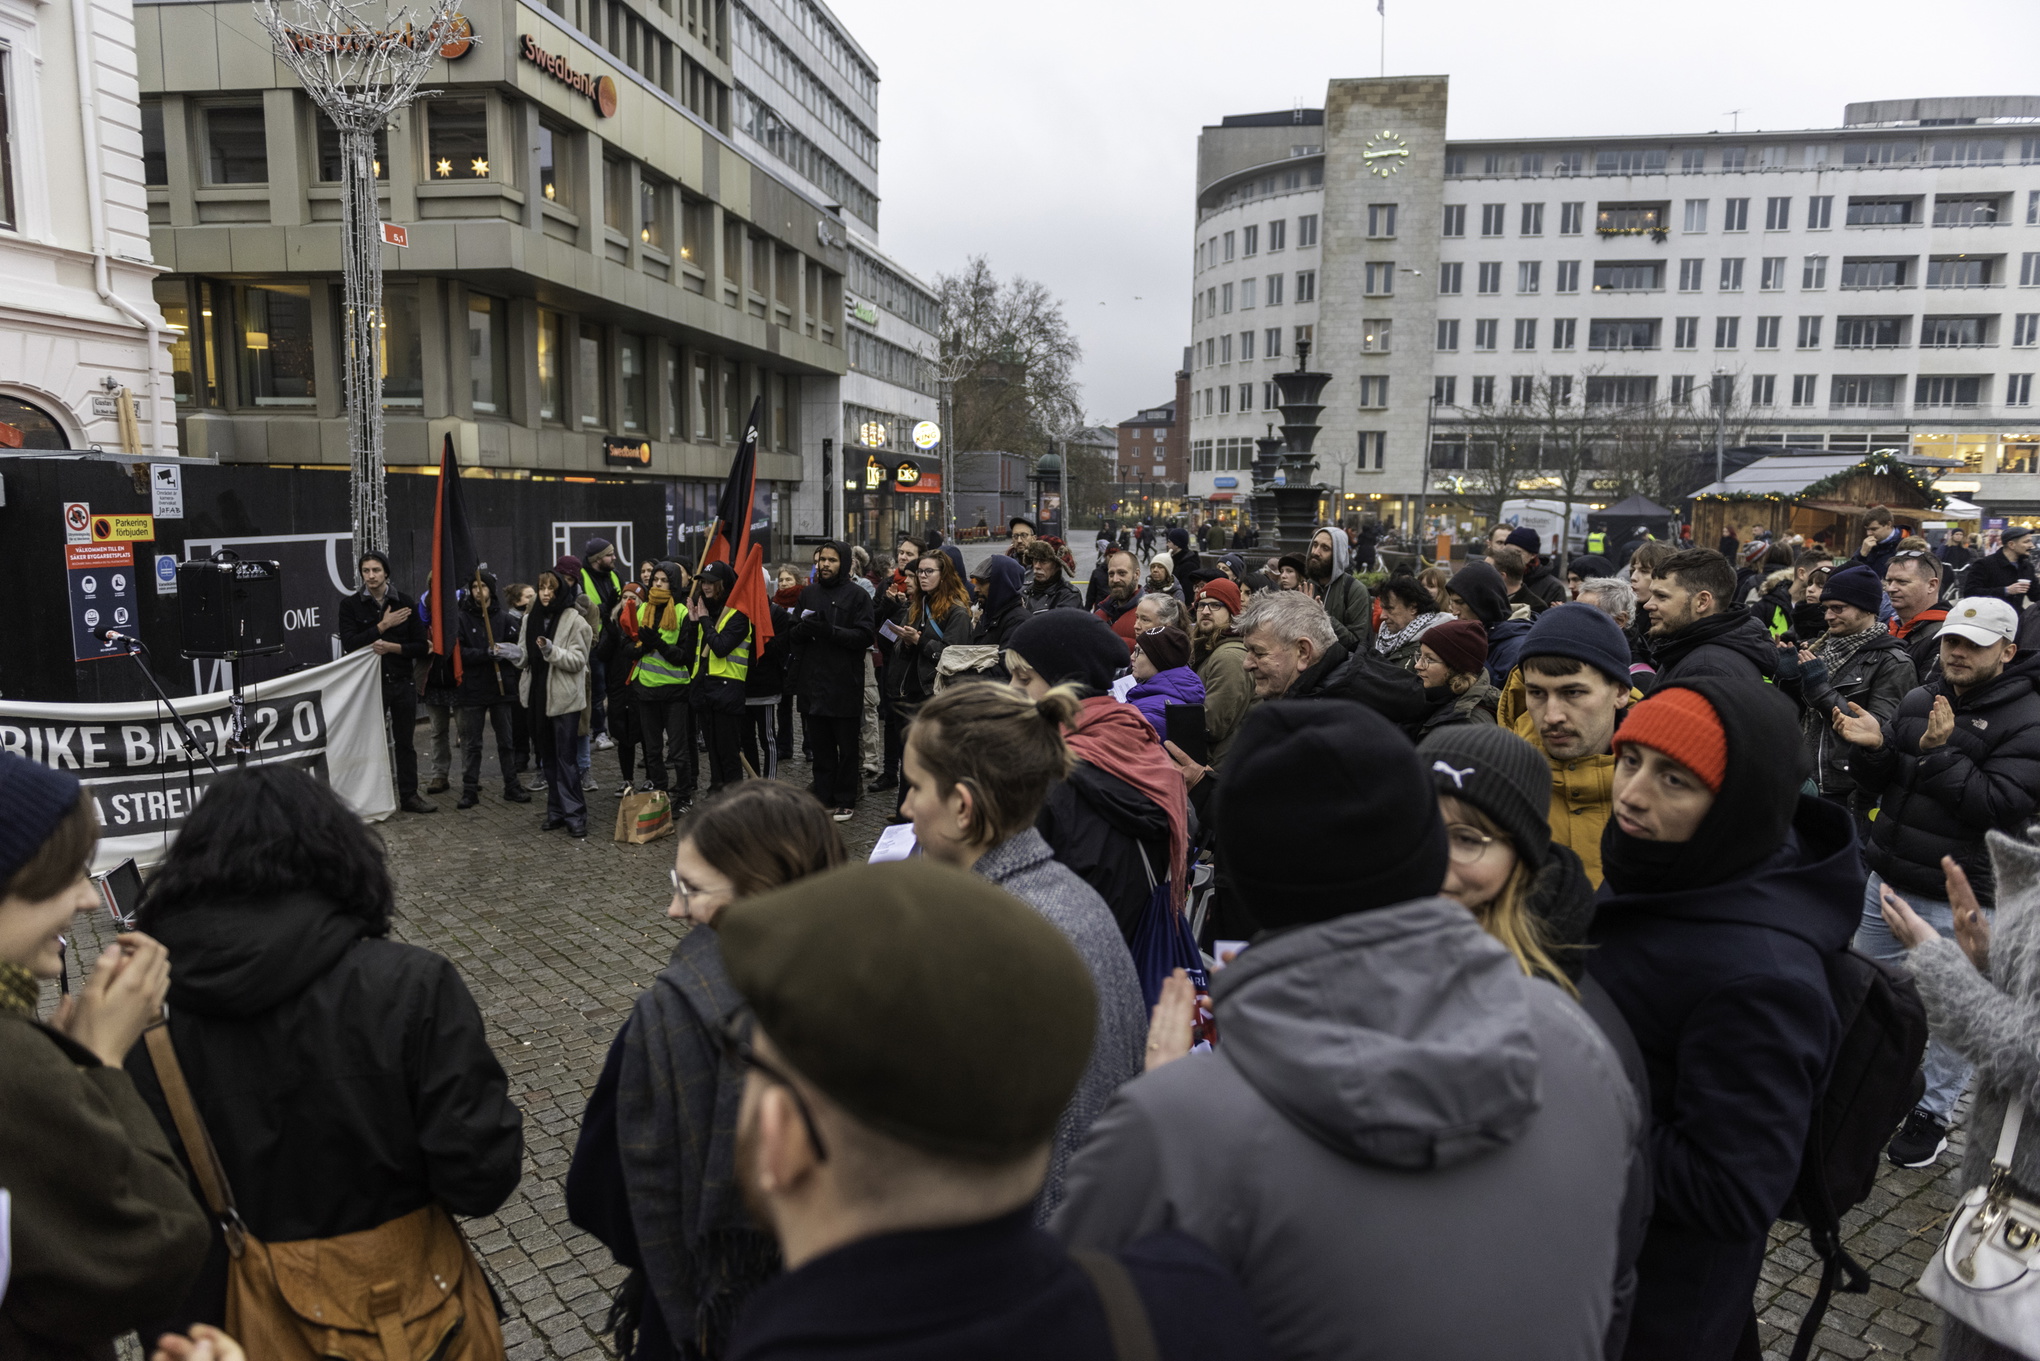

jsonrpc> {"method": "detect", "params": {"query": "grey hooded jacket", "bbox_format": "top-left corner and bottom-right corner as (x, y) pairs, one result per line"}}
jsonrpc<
(1312, 526), (1374, 652)
(975, 829), (1146, 1221)
(1053, 897), (1642, 1361)
(1901, 830), (2040, 1361)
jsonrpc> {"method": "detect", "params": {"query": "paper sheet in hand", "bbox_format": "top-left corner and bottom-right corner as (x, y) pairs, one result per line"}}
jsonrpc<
(878, 619), (901, 642)
(869, 822), (919, 863)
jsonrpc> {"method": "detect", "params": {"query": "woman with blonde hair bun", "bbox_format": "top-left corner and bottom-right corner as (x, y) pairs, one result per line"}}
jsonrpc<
(901, 681), (1146, 1218)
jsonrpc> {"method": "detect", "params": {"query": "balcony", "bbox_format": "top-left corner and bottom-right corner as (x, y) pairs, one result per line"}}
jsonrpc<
(1829, 402), (1906, 415)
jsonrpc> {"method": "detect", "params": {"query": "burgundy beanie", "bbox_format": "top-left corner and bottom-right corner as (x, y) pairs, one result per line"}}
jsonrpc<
(1422, 619), (1490, 676)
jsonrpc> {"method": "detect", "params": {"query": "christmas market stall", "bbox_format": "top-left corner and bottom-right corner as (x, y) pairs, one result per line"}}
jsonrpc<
(1689, 450), (1947, 554)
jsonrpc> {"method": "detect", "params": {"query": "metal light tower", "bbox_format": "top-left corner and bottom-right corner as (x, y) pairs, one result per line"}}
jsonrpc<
(257, 0), (465, 556)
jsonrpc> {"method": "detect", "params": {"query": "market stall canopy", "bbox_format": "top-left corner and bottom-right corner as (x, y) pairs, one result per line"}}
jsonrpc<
(1690, 452), (1945, 503)
(1594, 493), (1674, 520)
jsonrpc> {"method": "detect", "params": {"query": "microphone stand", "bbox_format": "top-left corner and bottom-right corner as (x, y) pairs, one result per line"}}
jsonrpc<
(112, 639), (221, 775)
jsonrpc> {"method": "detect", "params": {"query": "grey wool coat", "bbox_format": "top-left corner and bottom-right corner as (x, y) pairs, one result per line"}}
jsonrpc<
(1902, 829), (2040, 1361)
(974, 829), (1147, 1220)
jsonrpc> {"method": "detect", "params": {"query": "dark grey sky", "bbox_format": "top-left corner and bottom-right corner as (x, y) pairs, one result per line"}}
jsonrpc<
(827, 0), (2040, 426)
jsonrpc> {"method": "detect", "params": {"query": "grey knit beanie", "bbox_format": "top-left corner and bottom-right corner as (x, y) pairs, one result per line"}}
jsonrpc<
(1416, 725), (1553, 868)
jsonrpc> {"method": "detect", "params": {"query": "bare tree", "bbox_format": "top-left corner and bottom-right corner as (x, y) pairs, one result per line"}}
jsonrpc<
(936, 257), (1083, 457)
(1431, 395), (1544, 525)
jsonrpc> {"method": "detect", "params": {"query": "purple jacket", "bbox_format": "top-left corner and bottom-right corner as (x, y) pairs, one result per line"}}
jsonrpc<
(1124, 666), (1207, 744)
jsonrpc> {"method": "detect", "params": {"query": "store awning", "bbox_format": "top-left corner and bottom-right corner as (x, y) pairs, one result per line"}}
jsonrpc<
(1207, 493), (1235, 502)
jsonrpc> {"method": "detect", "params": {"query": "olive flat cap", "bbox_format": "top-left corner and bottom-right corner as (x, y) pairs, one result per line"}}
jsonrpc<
(717, 859), (1097, 1161)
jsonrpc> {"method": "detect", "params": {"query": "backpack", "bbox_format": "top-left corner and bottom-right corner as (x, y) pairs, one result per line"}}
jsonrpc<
(1780, 947), (1929, 1361)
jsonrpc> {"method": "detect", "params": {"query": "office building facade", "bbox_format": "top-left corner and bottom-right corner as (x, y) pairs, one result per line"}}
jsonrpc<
(1190, 83), (2040, 526)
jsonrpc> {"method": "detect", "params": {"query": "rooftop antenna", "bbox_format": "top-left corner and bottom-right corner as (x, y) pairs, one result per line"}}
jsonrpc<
(1377, 0), (1385, 79)
(1723, 109), (1743, 133)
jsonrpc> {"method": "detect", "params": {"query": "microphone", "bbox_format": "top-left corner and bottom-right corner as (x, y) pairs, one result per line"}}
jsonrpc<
(94, 627), (142, 647)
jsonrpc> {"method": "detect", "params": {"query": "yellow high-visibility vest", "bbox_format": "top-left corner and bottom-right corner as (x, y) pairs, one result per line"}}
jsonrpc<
(632, 603), (691, 687)
(696, 605), (752, 683)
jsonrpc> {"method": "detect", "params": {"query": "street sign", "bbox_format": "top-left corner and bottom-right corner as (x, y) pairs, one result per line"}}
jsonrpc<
(380, 222), (409, 247)
(64, 501), (91, 544)
(154, 553), (179, 595)
(911, 420), (941, 450)
(90, 513), (155, 543)
(151, 463), (184, 518)
(66, 542), (137, 662)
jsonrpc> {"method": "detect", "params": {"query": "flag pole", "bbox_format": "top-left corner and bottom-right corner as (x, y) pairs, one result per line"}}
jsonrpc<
(1379, 0), (1385, 78)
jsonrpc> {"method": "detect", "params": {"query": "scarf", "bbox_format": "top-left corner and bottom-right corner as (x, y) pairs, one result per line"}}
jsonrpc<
(1064, 696), (1189, 912)
(0, 961), (37, 1018)
(772, 583), (804, 609)
(1800, 622), (1887, 741)
(645, 585), (678, 635)
(1374, 611), (1451, 657)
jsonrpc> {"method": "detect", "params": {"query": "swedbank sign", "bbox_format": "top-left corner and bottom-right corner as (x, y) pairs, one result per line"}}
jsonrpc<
(521, 34), (618, 117)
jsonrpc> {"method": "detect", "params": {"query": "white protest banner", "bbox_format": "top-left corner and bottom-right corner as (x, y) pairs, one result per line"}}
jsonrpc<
(0, 648), (394, 870)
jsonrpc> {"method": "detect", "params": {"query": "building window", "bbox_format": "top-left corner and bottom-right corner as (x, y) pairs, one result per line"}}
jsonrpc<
(1683, 199), (1708, 233)
(1588, 319), (1658, 351)
(1551, 318), (1576, 350)
(1760, 256), (1786, 291)
(1928, 257), (1991, 288)
(1437, 262), (1463, 295)
(721, 359), (741, 440)
(1585, 376), (1656, 406)
(1358, 264), (1386, 296)
(1843, 258), (1907, 288)
(1755, 316), (1781, 349)
(1764, 196), (1790, 230)
(1596, 148), (1667, 175)
(1509, 375), (1536, 404)
(1441, 204), (1466, 237)
(1553, 152), (1583, 177)
(1480, 203), (1505, 237)
(1477, 262), (1501, 294)
(1517, 261), (1541, 293)
(579, 323), (608, 428)
(428, 99), (490, 179)
(1559, 201), (1584, 235)
(1750, 374), (1776, 406)
(1593, 261), (1662, 291)
(2011, 374), (2034, 406)
(1803, 255), (1828, 289)
(1723, 197), (1749, 232)
(1678, 258), (1704, 291)
(1437, 319), (1460, 351)
(1358, 375), (1389, 407)
(1920, 317), (1986, 348)
(603, 158), (630, 231)
(640, 178), (668, 247)
(1797, 316), (1822, 348)
(1358, 431), (1385, 469)
(1915, 375), (1982, 407)
(1217, 384), (1231, 414)
(1474, 319), (1498, 351)
(1368, 204), (1397, 237)
(1261, 382), (1276, 408)
(468, 294), (506, 413)
(1670, 375), (1696, 406)
(1720, 146), (1748, 170)
(1513, 318), (1537, 350)
(619, 334), (647, 431)
(2024, 253), (2040, 287)
(1807, 195), (1833, 229)
(1520, 202), (1544, 235)
(1433, 376), (1456, 406)
(1715, 316), (1740, 348)
(1220, 334), (1232, 363)
(538, 310), (566, 422)
(236, 283), (314, 405)
(1680, 148), (1706, 173)
(1237, 382), (1252, 411)
(139, 98), (167, 187)
(205, 105), (267, 184)
(376, 282), (422, 406)
(1297, 214), (1318, 247)
(1720, 258), (1745, 290)
(692, 353), (714, 440)
(1240, 329), (1255, 360)
(1934, 195), (2003, 226)
(316, 115), (388, 182)
(1265, 273), (1284, 305)
(1362, 319), (1391, 352)
(1674, 316), (1699, 349)
(1222, 230), (1235, 261)
(2015, 314), (2040, 347)
(1221, 283), (1233, 313)
(1471, 376), (1496, 405)
(155, 280), (194, 403)
(1556, 260), (1580, 292)
(2031, 191), (2040, 226)
(1265, 327), (1281, 356)
(1847, 197), (1916, 225)
(1243, 224), (1259, 255)
(1268, 219), (1286, 251)
(1790, 374), (1817, 406)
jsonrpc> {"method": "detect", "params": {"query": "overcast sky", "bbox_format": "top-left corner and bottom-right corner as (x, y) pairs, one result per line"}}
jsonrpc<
(824, 0), (2040, 428)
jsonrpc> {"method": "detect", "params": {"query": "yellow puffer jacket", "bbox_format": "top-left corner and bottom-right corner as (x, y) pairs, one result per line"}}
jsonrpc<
(1496, 667), (1636, 888)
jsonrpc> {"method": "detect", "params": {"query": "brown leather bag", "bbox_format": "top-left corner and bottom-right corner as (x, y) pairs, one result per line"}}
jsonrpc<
(145, 1025), (505, 1361)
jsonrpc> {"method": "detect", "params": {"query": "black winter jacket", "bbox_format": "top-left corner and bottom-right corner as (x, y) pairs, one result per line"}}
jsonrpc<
(1590, 798), (1861, 1361)
(1850, 653), (2040, 907)
(888, 602), (974, 703)
(1037, 763), (1173, 942)
(1288, 639), (1429, 736)
(974, 595), (1031, 649)
(745, 602), (796, 700)
(453, 594), (519, 705)
(125, 893), (522, 1328)
(788, 558), (876, 718)
(687, 606), (752, 714)
(1963, 548), (2037, 605)
(1785, 631), (1918, 797)
(1022, 576), (1084, 614)
(337, 585), (429, 690)
(1648, 607), (1779, 685)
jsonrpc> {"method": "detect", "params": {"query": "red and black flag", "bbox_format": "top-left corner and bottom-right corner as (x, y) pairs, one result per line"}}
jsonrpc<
(703, 394), (772, 647)
(428, 431), (478, 682)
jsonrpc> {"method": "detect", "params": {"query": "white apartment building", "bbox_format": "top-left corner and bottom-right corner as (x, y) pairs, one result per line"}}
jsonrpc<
(1189, 83), (2040, 527)
(0, 0), (174, 455)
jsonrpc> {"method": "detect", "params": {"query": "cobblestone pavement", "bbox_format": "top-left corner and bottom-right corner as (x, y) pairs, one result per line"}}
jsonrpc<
(57, 685), (1965, 1361)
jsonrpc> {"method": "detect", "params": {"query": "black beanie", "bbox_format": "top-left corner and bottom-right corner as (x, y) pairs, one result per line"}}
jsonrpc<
(1216, 701), (1449, 927)
(1417, 725), (1553, 868)
(1522, 603), (1631, 686)
(1823, 564), (1883, 614)
(1565, 553), (1614, 580)
(1446, 561), (1511, 625)
(1008, 609), (1128, 691)
(1600, 676), (1808, 894)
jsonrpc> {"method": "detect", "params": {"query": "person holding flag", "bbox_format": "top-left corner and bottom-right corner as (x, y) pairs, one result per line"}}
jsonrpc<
(687, 560), (752, 794)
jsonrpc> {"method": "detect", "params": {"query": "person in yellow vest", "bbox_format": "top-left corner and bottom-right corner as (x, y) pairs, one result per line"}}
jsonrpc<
(630, 561), (698, 809)
(688, 560), (753, 795)
(1584, 529), (1607, 555)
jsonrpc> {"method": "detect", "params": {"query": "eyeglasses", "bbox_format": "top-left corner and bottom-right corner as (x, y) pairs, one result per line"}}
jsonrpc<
(717, 1013), (829, 1162)
(1445, 824), (1503, 864)
(669, 867), (726, 919)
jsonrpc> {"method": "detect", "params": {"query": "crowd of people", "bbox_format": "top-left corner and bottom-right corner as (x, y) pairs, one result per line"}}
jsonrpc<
(3, 504), (2039, 1361)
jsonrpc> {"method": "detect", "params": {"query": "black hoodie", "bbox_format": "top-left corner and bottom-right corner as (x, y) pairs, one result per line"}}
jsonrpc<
(123, 894), (522, 1321)
(789, 541), (875, 718)
(1646, 605), (1780, 686)
(1588, 679), (1861, 1361)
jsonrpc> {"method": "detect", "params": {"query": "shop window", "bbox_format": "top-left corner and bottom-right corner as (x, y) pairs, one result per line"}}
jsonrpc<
(619, 333), (646, 432)
(537, 309), (566, 422)
(427, 99), (489, 180)
(2003, 442), (2037, 475)
(205, 105), (267, 185)
(579, 322), (608, 428)
(467, 294), (506, 413)
(378, 282), (422, 406)
(236, 283), (314, 405)
(315, 114), (388, 182)
(0, 395), (68, 448)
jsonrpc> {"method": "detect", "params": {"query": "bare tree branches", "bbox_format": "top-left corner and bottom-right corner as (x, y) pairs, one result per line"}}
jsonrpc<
(936, 256), (1083, 456)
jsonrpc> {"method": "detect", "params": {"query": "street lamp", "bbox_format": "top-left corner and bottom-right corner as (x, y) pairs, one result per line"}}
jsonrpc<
(1712, 368), (1728, 488)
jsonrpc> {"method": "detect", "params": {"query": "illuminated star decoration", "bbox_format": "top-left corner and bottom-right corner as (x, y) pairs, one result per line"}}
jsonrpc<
(436, 157), (452, 177)
(544, 182), (556, 200)
(471, 157), (488, 176)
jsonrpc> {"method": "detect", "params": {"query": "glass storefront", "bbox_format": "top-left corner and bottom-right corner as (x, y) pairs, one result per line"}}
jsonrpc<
(844, 452), (941, 556)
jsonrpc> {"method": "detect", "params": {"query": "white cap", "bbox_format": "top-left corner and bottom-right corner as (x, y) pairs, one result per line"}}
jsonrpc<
(1941, 596), (2020, 647)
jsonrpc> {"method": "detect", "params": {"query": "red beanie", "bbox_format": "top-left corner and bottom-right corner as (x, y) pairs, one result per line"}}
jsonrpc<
(1613, 686), (1728, 793)
(1420, 620), (1489, 677)
(1195, 578), (1242, 615)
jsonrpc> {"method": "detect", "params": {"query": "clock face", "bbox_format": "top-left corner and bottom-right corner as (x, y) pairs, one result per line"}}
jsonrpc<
(1363, 129), (1411, 178)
